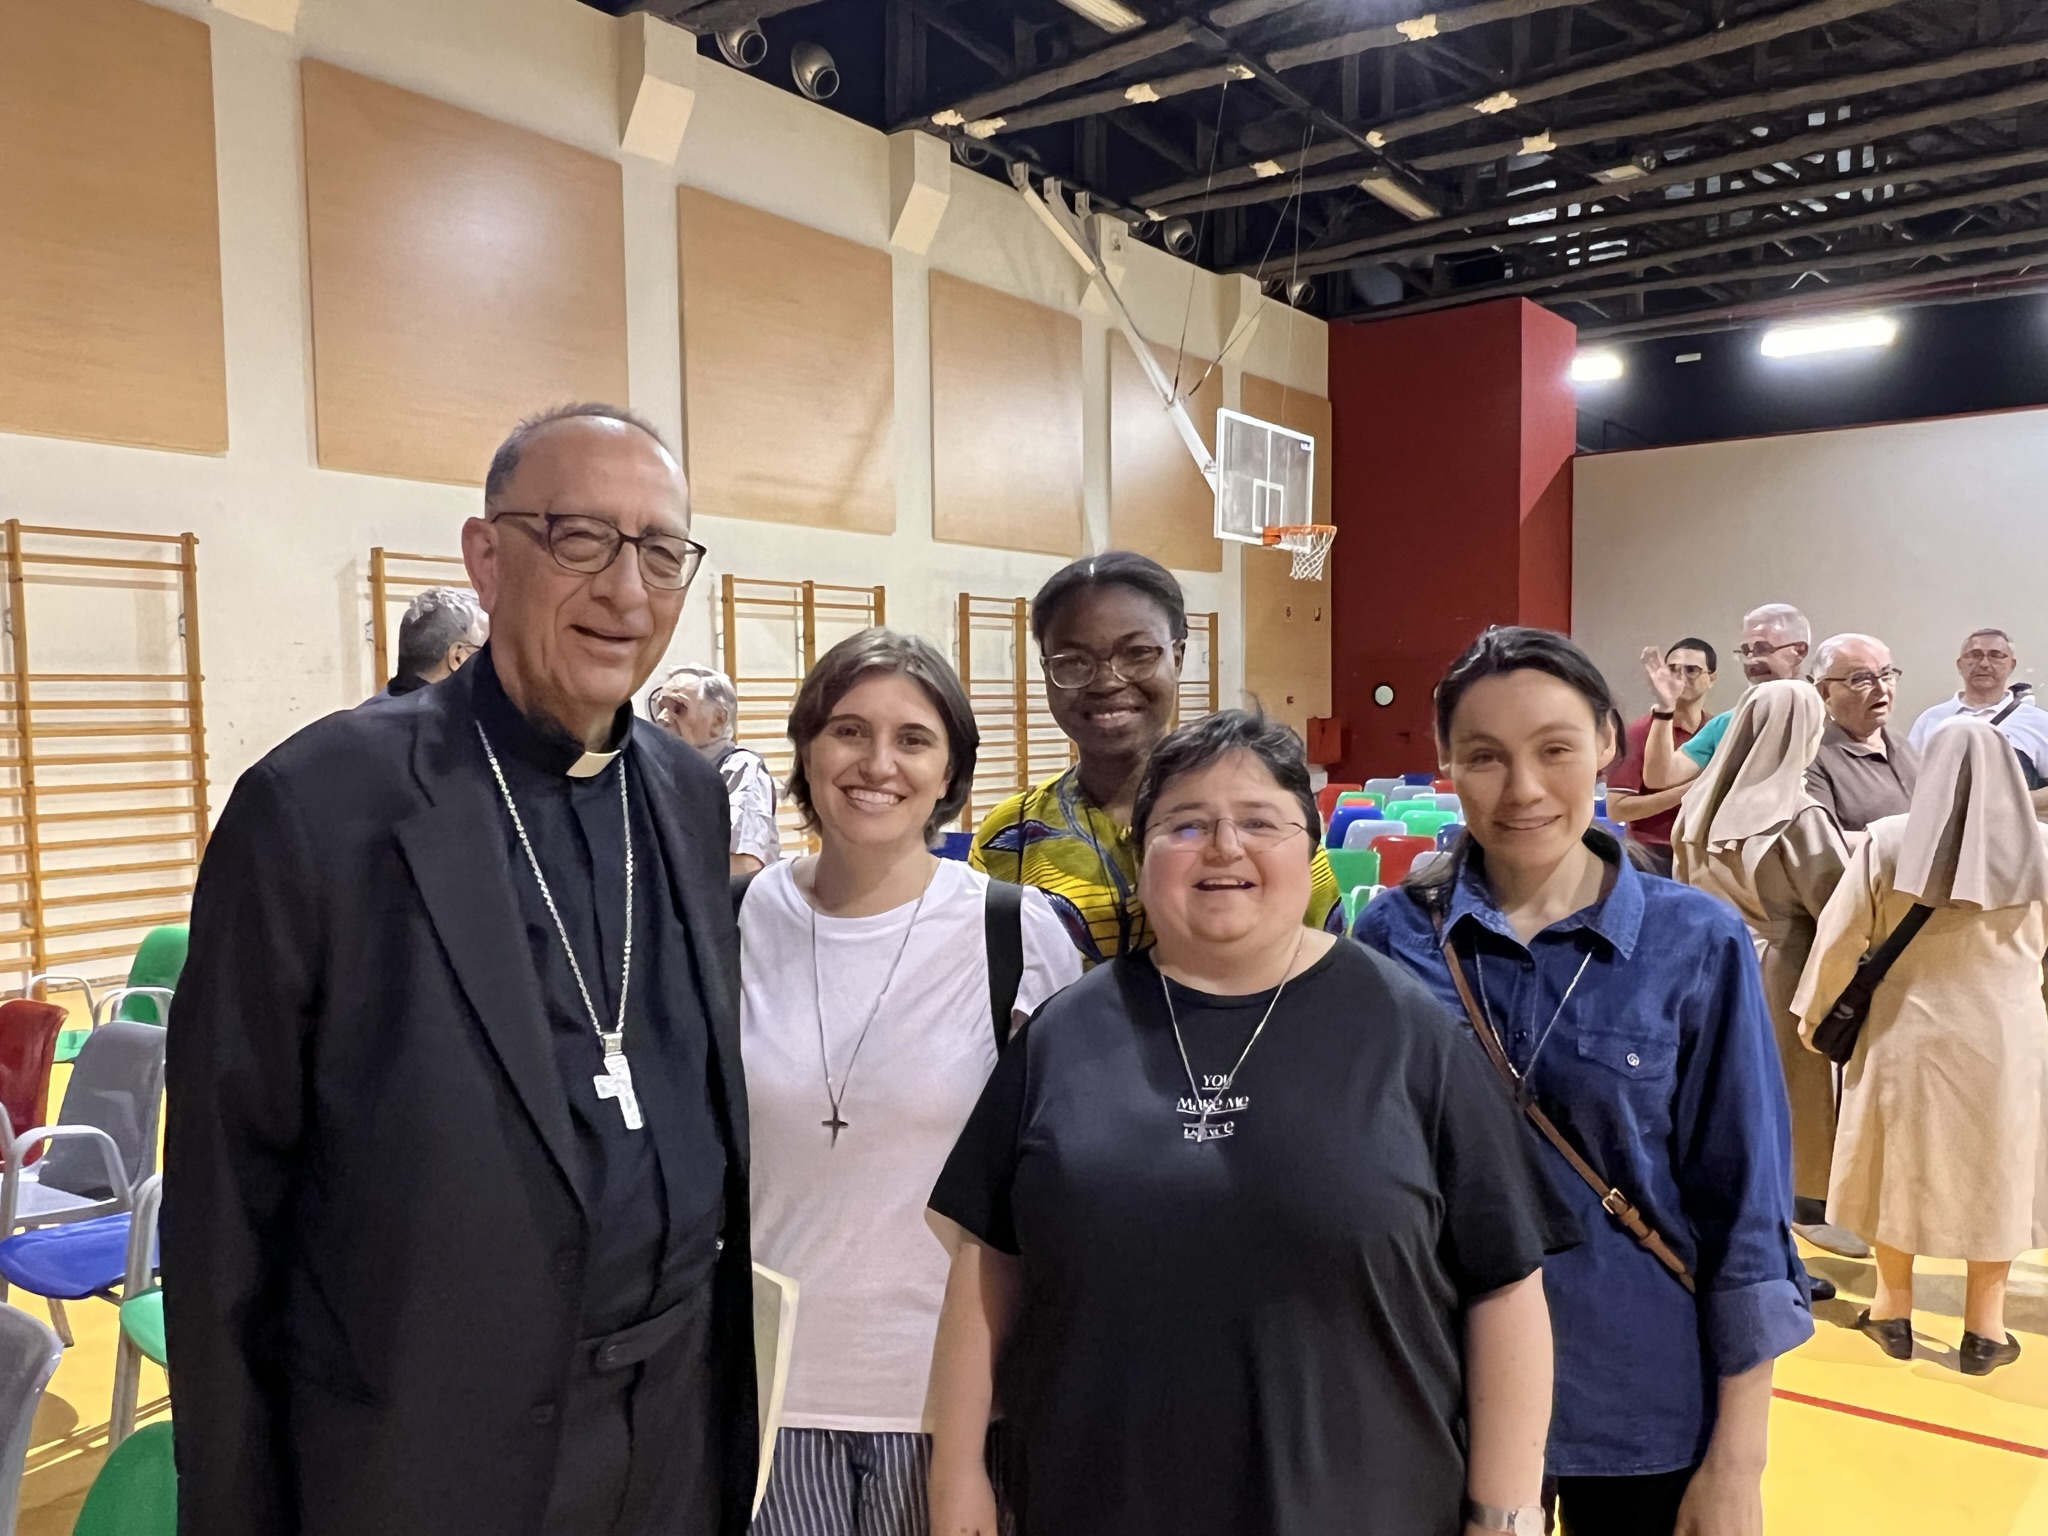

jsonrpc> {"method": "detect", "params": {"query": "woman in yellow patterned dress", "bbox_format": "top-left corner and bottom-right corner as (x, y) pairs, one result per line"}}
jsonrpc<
(971, 552), (1340, 964)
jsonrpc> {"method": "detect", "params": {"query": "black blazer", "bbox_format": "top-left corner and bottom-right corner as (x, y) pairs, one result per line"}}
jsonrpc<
(163, 663), (757, 1536)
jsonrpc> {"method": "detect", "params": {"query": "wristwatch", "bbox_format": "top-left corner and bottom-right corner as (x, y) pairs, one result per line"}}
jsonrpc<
(1464, 1500), (1545, 1535)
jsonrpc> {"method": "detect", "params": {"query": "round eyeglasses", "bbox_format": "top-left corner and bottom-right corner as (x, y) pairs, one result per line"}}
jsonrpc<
(490, 511), (706, 592)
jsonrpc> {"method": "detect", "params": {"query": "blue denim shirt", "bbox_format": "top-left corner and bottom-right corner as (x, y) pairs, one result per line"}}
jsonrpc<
(1354, 833), (1813, 1477)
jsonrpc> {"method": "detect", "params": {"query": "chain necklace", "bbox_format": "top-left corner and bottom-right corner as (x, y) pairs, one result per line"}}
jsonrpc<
(810, 860), (937, 1145)
(1159, 931), (1304, 1142)
(1473, 943), (1593, 1095)
(477, 724), (642, 1131)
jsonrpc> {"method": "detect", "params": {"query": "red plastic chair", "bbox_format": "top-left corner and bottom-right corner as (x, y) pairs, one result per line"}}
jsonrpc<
(1431, 778), (1456, 794)
(1371, 835), (1436, 885)
(0, 1001), (65, 1169)
(1315, 782), (1362, 823)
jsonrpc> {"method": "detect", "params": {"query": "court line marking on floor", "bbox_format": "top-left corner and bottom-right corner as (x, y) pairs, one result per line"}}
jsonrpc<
(1774, 1387), (2048, 1460)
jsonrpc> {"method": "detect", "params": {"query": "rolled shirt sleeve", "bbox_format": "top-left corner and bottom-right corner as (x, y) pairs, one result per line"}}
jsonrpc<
(1674, 915), (1816, 1377)
(724, 749), (782, 867)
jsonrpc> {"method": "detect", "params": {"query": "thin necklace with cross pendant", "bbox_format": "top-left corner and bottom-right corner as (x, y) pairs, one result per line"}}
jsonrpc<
(811, 861), (936, 1144)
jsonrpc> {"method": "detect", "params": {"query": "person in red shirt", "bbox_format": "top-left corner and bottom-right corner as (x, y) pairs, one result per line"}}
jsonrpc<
(1609, 639), (1717, 877)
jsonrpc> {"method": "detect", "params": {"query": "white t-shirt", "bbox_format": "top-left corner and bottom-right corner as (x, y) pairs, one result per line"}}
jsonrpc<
(1908, 693), (2048, 775)
(739, 858), (1080, 1432)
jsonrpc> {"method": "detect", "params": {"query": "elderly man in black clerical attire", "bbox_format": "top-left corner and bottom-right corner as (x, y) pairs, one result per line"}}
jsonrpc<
(164, 404), (755, 1536)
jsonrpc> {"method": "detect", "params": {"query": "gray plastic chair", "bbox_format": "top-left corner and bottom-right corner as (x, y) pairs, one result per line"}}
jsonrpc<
(0, 1020), (166, 1251)
(0, 1302), (62, 1536)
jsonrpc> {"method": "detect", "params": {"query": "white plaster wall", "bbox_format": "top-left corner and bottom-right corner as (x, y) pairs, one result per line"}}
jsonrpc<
(1573, 405), (2048, 722)
(0, 0), (1328, 802)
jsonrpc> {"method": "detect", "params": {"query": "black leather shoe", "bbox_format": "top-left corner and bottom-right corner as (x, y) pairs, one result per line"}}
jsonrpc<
(1960, 1331), (2021, 1376)
(1856, 1310), (1914, 1361)
(1808, 1275), (1837, 1302)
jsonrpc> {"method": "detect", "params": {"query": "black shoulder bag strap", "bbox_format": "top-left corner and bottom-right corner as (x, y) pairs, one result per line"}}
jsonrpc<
(1811, 902), (1935, 1066)
(1429, 906), (1695, 1294)
(1988, 689), (2046, 790)
(984, 878), (1027, 1051)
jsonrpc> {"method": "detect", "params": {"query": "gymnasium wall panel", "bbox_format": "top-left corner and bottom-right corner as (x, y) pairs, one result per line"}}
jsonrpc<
(678, 189), (895, 534)
(1239, 376), (1332, 740)
(0, 0), (227, 454)
(929, 272), (1083, 559)
(1109, 337), (1223, 574)
(301, 59), (629, 486)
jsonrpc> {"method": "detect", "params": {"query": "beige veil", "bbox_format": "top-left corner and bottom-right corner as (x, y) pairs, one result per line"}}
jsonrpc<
(1894, 715), (2048, 909)
(1671, 679), (1829, 885)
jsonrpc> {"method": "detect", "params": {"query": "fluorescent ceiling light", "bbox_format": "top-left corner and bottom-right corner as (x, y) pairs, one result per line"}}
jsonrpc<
(1571, 349), (1624, 384)
(1760, 314), (1898, 358)
(1053, 0), (1146, 32)
(1357, 173), (1439, 221)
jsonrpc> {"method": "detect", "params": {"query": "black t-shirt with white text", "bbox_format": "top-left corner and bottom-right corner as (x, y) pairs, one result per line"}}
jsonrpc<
(930, 939), (1576, 1536)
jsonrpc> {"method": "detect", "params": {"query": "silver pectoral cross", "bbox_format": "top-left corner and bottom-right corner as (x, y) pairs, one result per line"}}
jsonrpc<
(595, 1051), (643, 1131)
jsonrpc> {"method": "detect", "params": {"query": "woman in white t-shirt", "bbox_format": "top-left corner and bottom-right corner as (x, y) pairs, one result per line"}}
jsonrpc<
(742, 627), (1079, 1536)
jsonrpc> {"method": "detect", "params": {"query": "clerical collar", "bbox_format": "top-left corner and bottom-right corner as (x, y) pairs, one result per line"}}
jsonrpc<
(470, 643), (632, 778)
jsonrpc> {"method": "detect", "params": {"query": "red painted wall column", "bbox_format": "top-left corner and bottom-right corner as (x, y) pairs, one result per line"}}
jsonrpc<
(1325, 297), (1577, 779)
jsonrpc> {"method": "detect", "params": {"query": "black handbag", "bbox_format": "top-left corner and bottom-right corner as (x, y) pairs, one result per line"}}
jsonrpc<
(1811, 903), (1934, 1065)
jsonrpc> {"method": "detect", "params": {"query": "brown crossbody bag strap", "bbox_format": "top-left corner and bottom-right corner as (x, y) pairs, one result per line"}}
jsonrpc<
(1432, 911), (1695, 1294)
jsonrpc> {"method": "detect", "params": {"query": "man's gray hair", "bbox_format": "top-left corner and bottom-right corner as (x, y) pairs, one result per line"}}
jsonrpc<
(1962, 627), (2013, 650)
(653, 664), (739, 741)
(396, 587), (485, 677)
(1745, 602), (1811, 646)
(484, 402), (672, 505)
(1813, 632), (1886, 679)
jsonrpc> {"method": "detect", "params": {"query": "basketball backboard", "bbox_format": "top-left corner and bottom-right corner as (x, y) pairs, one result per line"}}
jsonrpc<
(1214, 408), (1316, 545)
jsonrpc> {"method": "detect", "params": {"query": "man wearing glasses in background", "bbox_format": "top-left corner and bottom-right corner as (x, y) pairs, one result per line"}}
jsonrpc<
(1807, 632), (1918, 834)
(1607, 637), (1718, 876)
(1906, 629), (2048, 805)
(166, 403), (758, 1536)
(1639, 602), (1813, 790)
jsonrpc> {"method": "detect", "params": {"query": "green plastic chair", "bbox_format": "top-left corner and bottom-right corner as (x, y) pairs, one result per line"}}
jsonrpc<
(57, 925), (186, 1065)
(1400, 811), (1461, 839)
(1333, 790), (1385, 810)
(71, 1419), (176, 1536)
(1383, 799), (1433, 822)
(1324, 847), (1381, 895)
(119, 1291), (165, 1369)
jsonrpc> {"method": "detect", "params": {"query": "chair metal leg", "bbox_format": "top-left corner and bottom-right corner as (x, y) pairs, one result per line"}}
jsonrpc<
(46, 1298), (71, 1348)
(109, 1332), (139, 1447)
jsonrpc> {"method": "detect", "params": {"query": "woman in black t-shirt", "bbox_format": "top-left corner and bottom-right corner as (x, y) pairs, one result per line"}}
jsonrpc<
(926, 710), (1571, 1536)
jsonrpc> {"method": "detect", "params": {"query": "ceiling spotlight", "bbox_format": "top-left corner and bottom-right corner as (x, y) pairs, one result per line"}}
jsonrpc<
(1357, 173), (1439, 222)
(1161, 217), (1197, 258)
(1570, 349), (1624, 384)
(1053, 0), (1147, 33)
(715, 24), (767, 70)
(1285, 277), (1316, 308)
(1760, 313), (1898, 358)
(791, 41), (839, 101)
(952, 138), (992, 168)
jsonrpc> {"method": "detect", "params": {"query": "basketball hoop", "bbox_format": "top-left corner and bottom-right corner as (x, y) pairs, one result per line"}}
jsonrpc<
(1261, 524), (1338, 582)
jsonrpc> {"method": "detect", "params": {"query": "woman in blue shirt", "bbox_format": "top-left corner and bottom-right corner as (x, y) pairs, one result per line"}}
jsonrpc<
(1356, 627), (1812, 1536)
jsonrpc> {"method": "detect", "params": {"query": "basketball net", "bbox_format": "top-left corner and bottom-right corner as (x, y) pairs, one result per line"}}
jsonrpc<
(1260, 524), (1338, 582)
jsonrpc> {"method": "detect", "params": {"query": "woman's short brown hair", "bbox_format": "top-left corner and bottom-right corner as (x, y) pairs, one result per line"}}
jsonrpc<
(786, 627), (980, 842)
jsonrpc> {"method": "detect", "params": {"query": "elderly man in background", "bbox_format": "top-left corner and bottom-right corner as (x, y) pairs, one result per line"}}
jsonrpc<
(1907, 628), (2048, 793)
(1640, 602), (1812, 790)
(372, 586), (487, 700)
(1808, 633), (1918, 834)
(650, 665), (781, 873)
(167, 403), (757, 1536)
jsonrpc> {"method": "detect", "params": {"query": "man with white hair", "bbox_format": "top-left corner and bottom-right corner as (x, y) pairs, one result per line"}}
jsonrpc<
(371, 586), (488, 700)
(1807, 632), (1918, 833)
(1907, 628), (2048, 787)
(650, 665), (780, 873)
(1639, 602), (1812, 789)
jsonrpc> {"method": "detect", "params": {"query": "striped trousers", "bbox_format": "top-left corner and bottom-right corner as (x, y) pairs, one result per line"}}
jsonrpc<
(751, 1429), (931, 1536)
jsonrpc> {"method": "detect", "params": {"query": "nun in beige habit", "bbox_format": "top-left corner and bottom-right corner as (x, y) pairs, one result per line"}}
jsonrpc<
(1673, 679), (1852, 1237)
(1792, 716), (2048, 1376)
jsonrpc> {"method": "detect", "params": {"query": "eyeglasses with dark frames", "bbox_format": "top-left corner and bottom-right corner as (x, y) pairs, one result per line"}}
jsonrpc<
(1733, 640), (1800, 662)
(1042, 643), (1169, 692)
(1820, 666), (1903, 694)
(1668, 663), (1710, 679)
(1145, 814), (1309, 852)
(490, 511), (707, 592)
(1962, 648), (2014, 664)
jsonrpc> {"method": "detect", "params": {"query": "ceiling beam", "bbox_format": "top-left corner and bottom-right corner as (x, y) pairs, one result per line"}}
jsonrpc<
(1405, 33), (2048, 173)
(1265, 0), (1607, 74)
(973, 62), (1254, 135)
(1257, 142), (2048, 275)
(1283, 73), (2048, 272)
(931, 18), (1204, 127)
(666, 0), (822, 30)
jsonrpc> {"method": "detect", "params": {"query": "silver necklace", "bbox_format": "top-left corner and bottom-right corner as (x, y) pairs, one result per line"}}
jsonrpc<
(1474, 944), (1593, 1092)
(1159, 931), (1305, 1142)
(810, 861), (937, 1146)
(477, 724), (641, 1131)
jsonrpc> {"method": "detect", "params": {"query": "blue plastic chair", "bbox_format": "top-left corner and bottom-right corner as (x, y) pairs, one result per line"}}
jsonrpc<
(1325, 804), (1385, 849)
(1435, 824), (1464, 850)
(937, 832), (974, 861)
(1401, 771), (1435, 786)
